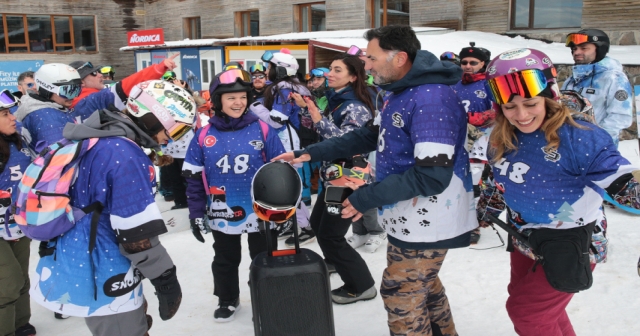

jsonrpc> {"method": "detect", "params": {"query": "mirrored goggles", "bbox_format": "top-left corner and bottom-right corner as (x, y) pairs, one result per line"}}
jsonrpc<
(346, 45), (363, 56)
(249, 64), (266, 73)
(253, 200), (296, 222)
(55, 83), (82, 100)
(261, 50), (274, 63)
(218, 68), (252, 85)
(440, 52), (457, 60)
(309, 68), (327, 78)
(251, 74), (265, 80)
(487, 68), (556, 105)
(565, 33), (591, 46)
(321, 164), (369, 182)
(162, 71), (176, 81)
(100, 66), (114, 74)
(0, 89), (18, 109)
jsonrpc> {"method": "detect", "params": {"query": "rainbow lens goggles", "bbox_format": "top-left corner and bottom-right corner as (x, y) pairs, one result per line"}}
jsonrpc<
(253, 200), (296, 222)
(486, 68), (556, 105)
(0, 89), (18, 110)
(346, 45), (363, 56)
(249, 64), (266, 73)
(440, 51), (457, 60)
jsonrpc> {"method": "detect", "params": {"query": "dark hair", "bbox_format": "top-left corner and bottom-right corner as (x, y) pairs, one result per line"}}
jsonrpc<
(364, 25), (421, 62)
(17, 71), (34, 84)
(0, 133), (22, 168)
(329, 54), (375, 117)
(263, 66), (300, 110)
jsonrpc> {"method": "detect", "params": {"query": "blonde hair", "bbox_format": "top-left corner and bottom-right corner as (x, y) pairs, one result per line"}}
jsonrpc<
(489, 98), (585, 163)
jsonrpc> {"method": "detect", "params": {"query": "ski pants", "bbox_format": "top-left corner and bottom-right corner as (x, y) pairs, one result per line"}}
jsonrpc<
(164, 158), (187, 205)
(381, 244), (457, 336)
(506, 250), (596, 336)
(298, 161), (321, 202)
(85, 300), (148, 336)
(0, 238), (31, 336)
(211, 230), (277, 301)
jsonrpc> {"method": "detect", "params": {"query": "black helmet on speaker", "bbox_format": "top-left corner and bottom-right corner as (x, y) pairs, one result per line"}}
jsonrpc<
(565, 29), (610, 63)
(251, 161), (302, 222)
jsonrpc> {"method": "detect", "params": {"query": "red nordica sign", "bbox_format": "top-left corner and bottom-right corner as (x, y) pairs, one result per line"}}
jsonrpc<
(127, 28), (165, 46)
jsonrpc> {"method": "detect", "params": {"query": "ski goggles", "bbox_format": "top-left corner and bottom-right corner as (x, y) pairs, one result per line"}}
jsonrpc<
(0, 89), (18, 110)
(486, 68), (556, 105)
(129, 86), (192, 141)
(253, 200), (297, 222)
(217, 68), (252, 85)
(55, 82), (82, 100)
(162, 71), (177, 81)
(565, 33), (594, 46)
(346, 45), (363, 56)
(321, 164), (370, 183)
(440, 52), (458, 60)
(99, 66), (114, 75)
(309, 68), (327, 78)
(261, 50), (275, 63)
(249, 64), (266, 73)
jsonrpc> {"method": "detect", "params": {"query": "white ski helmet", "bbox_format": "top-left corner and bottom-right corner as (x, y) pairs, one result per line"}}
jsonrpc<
(34, 63), (82, 100)
(126, 80), (196, 141)
(262, 48), (299, 77)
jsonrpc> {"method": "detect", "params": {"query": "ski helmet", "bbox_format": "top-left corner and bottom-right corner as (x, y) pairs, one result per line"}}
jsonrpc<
(262, 48), (299, 78)
(34, 63), (82, 101)
(440, 52), (460, 66)
(251, 161), (302, 222)
(485, 48), (560, 105)
(321, 156), (371, 187)
(208, 68), (253, 118)
(565, 29), (610, 63)
(126, 79), (196, 141)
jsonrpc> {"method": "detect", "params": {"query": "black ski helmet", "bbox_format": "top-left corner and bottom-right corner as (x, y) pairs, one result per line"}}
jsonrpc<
(567, 29), (610, 63)
(251, 161), (302, 222)
(208, 69), (253, 118)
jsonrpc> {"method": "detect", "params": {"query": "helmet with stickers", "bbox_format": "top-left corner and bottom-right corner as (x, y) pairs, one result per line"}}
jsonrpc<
(126, 79), (196, 141)
(485, 48), (560, 105)
(321, 156), (371, 187)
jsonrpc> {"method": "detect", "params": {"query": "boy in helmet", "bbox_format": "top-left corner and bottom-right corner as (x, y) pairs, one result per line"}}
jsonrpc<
(562, 29), (633, 145)
(31, 80), (191, 335)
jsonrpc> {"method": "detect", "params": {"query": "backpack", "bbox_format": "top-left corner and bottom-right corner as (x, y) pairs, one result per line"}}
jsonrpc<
(197, 120), (269, 196)
(13, 138), (104, 241)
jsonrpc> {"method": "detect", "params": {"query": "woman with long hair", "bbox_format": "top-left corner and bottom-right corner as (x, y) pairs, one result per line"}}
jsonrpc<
(477, 48), (640, 335)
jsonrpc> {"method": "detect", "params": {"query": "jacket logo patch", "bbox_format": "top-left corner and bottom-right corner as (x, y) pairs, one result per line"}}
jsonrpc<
(326, 205), (340, 215)
(542, 146), (561, 162)
(614, 90), (629, 101)
(585, 88), (596, 95)
(203, 135), (217, 147)
(104, 269), (143, 297)
(249, 140), (264, 150)
(474, 90), (487, 99)
(391, 112), (404, 128)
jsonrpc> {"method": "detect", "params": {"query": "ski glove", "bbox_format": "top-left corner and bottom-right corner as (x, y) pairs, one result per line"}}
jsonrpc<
(190, 217), (207, 243)
(150, 265), (182, 321)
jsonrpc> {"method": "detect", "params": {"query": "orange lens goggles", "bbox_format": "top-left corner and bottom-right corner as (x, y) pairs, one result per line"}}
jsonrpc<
(487, 69), (550, 105)
(253, 201), (296, 222)
(565, 33), (590, 46)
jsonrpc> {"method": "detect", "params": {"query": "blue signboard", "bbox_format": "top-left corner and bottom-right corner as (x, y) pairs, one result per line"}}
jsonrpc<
(180, 48), (202, 91)
(0, 60), (44, 90)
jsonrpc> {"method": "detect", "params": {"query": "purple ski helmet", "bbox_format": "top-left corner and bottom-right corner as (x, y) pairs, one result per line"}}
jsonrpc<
(485, 48), (560, 105)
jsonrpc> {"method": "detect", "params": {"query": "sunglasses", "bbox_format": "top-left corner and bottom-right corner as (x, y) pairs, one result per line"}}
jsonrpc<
(346, 45), (363, 56)
(75, 62), (93, 71)
(25, 82), (35, 89)
(252, 74), (265, 80)
(565, 33), (594, 47)
(486, 68), (556, 105)
(129, 86), (193, 141)
(249, 64), (266, 73)
(0, 89), (19, 109)
(88, 71), (100, 77)
(253, 200), (297, 222)
(441, 52), (458, 60)
(460, 60), (480, 66)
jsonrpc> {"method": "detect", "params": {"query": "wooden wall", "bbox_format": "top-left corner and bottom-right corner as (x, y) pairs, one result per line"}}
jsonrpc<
(410, 0), (462, 30)
(0, 0), (145, 77)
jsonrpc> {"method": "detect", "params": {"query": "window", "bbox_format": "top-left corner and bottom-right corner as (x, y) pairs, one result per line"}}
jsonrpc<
(370, 0), (410, 28)
(297, 2), (326, 32)
(183, 17), (201, 40)
(236, 10), (259, 37)
(511, 0), (583, 29)
(0, 14), (97, 53)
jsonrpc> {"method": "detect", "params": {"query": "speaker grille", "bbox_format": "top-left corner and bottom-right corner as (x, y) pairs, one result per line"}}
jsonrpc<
(257, 273), (332, 335)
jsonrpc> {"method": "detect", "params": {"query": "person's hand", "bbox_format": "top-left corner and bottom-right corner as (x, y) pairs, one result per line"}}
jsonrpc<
(478, 220), (492, 228)
(172, 79), (186, 88)
(303, 96), (323, 123)
(190, 218), (207, 243)
(271, 152), (311, 165)
(149, 266), (182, 320)
(163, 53), (179, 71)
(289, 92), (307, 108)
(341, 198), (363, 222)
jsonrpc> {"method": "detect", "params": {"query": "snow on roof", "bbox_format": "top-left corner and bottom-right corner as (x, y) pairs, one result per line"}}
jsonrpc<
(314, 30), (640, 65)
(119, 27), (448, 51)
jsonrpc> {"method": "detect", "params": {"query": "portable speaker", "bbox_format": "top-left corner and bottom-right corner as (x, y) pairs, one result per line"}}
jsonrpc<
(249, 216), (335, 336)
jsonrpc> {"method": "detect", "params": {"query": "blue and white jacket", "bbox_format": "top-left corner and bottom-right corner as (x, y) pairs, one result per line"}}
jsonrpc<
(562, 57), (633, 143)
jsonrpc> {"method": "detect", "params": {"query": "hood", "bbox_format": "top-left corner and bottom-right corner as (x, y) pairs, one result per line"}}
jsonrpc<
(379, 50), (462, 93)
(14, 93), (67, 122)
(325, 86), (359, 112)
(570, 56), (624, 83)
(62, 107), (162, 154)
(209, 109), (260, 131)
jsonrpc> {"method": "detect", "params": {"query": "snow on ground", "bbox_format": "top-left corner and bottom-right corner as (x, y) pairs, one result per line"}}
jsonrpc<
(27, 140), (640, 335)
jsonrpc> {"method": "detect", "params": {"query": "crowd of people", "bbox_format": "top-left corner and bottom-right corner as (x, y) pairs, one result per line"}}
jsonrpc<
(0, 24), (638, 336)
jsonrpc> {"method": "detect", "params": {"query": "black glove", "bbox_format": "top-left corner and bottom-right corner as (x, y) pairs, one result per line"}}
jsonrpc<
(150, 265), (182, 321)
(190, 218), (207, 243)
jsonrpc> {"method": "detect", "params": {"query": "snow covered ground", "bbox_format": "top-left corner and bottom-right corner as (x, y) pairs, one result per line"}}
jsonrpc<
(27, 140), (640, 335)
